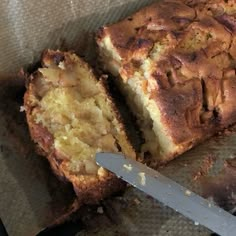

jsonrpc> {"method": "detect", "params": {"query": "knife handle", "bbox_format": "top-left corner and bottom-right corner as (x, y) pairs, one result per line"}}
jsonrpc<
(0, 218), (8, 236)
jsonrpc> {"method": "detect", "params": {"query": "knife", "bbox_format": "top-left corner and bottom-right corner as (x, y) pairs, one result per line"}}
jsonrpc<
(96, 153), (236, 236)
(0, 218), (8, 236)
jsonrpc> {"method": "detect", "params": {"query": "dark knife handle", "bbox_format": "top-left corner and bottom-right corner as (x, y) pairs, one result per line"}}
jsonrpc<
(0, 218), (8, 236)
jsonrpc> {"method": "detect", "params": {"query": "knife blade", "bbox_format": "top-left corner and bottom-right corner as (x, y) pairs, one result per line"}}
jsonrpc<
(96, 153), (236, 236)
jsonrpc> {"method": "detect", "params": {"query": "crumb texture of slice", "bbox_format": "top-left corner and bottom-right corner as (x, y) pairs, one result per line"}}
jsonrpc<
(24, 50), (136, 204)
(97, 0), (236, 164)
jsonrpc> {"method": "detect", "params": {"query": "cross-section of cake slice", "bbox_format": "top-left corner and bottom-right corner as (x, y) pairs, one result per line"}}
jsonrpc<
(97, 0), (236, 164)
(24, 50), (136, 204)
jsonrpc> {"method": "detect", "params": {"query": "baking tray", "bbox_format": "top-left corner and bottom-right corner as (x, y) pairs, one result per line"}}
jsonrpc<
(0, 0), (235, 235)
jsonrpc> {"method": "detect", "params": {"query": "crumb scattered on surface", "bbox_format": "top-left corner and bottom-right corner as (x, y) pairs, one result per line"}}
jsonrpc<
(19, 106), (25, 112)
(192, 155), (216, 181)
(123, 164), (132, 171)
(185, 190), (192, 196)
(138, 172), (146, 186)
(133, 198), (141, 205)
(97, 206), (104, 214)
(181, 163), (188, 167)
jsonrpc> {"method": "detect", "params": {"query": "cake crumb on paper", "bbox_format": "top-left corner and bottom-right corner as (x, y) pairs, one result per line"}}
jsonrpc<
(192, 155), (216, 181)
(134, 198), (141, 205)
(20, 106), (25, 112)
(97, 206), (104, 214)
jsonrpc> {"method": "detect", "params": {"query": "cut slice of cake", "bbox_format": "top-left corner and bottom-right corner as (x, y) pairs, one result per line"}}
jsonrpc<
(97, 0), (236, 163)
(24, 50), (136, 204)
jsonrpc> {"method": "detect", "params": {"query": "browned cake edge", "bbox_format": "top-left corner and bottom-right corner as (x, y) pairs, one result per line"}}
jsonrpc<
(96, 0), (236, 165)
(24, 50), (137, 205)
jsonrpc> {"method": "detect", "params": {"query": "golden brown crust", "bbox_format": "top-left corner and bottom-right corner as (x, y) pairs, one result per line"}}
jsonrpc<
(48, 151), (125, 204)
(24, 50), (134, 205)
(97, 1), (196, 59)
(97, 0), (236, 161)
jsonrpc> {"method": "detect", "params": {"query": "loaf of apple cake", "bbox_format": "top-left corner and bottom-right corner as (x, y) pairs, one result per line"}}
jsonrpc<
(97, 0), (236, 163)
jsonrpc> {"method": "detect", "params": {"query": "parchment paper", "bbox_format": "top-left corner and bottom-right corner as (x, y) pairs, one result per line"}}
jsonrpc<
(0, 0), (235, 235)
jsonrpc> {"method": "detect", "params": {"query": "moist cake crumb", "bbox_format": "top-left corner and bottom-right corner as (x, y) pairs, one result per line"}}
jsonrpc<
(123, 164), (132, 171)
(138, 172), (146, 186)
(185, 190), (192, 196)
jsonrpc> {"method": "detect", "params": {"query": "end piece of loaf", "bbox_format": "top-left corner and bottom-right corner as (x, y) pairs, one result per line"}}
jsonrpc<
(97, 0), (236, 163)
(24, 50), (136, 204)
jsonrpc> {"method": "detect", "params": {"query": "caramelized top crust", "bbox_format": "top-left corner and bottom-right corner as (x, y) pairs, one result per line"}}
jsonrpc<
(97, 0), (236, 147)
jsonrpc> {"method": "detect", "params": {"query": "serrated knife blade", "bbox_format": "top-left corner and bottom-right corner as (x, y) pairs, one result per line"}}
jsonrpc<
(96, 153), (236, 236)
